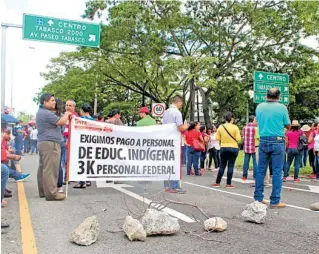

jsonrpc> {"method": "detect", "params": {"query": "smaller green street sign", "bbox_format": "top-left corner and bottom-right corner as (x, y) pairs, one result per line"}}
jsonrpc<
(254, 71), (289, 84)
(254, 93), (289, 105)
(23, 14), (101, 47)
(254, 82), (289, 94)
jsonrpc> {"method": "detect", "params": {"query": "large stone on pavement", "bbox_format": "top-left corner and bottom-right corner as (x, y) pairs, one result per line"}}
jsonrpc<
(70, 216), (99, 246)
(123, 216), (147, 241)
(204, 217), (227, 232)
(241, 201), (267, 224)
(141, 209), (180, 236)
(310, 202), (319, 211)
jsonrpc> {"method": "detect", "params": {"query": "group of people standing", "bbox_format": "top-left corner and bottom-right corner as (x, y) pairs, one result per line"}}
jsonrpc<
(181, 88), (319, 208)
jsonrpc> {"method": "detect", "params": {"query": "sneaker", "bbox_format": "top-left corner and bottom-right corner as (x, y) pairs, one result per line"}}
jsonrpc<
(261, 200), (267, 205)
(282, 177), (287, 182)
(293, 178), (301, 183)
(242, 177), (247, 181)
(57, 187), (64, 193)
(46, 193), (66, 201)
(310, 174), (316, 179)
(225, 184), (235, 189)
(211, 183), (220, 188)
(169, 188), (186, 194)
(15, 174), (30, 182)
(270, 202), (286, 209)
(1, 222), (9, 228)
(286, 176), (294, 181)
(164, 187), (170, 192)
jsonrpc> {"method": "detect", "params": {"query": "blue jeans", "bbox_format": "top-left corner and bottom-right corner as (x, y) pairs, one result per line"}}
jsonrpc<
(8, 167), (23, 179)
(164, 180), (179, 190)
(24, 139), (30, 153)
(15, 139), (23, 155)
(284, 148), (302, 179)
(216, 147), (239, 184)
(242, 153), (257, 178)
(186, 146), (201, 175)
(182, 146), (187, 165)
(300, 147), (308, 167)
(57, 145), (66, 187)
(1, 164), (9, 201)
(254, 137), (285, 205)
(31, 139), (38, 154)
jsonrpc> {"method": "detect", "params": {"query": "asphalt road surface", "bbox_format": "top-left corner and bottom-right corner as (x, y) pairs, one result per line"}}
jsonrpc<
(2, 155), (319, 254)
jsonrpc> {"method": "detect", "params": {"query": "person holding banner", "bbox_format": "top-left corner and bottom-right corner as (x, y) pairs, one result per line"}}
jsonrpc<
(36, 93), (72, 201)
(73, 103), (95, 189)
(162, 95), (188, 194)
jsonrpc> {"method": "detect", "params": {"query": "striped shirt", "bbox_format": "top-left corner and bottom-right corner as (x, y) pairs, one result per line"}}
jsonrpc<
(243, 123), (256, 154)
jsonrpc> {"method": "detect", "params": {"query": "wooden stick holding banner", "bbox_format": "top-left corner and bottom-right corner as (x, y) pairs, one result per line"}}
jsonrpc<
(65, 115), (73, 198)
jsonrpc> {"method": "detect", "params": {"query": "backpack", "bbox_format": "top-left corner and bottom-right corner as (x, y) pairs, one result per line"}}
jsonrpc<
(298, 134), (308, 151)
(12, 127), (18, 136)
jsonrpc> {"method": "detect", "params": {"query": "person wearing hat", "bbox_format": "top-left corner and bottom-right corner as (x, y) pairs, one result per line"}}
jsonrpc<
(300, 124), (311, 169)
(283, 120), (304, 182)
(136, 107), (156, 127)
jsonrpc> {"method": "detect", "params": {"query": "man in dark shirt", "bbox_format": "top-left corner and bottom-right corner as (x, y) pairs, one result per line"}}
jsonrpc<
(36, 93), (71, 201)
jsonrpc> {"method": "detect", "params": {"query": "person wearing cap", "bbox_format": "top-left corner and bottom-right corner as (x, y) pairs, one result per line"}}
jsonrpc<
(36, 93), (72, 201)
(136, 107), (156, 127)
(283, 120), (304, 182)
(300, 124), (311, 169)
(254, 88), (290, 209)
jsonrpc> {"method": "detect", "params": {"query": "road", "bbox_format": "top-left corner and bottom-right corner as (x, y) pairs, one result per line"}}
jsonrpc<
(2, 155), (319, 254)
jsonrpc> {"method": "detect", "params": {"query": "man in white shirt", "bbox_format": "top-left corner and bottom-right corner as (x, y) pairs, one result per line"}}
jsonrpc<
(30, 127), (38, 155)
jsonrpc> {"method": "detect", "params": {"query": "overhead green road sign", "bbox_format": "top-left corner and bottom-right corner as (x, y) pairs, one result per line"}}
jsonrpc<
(253, 70), (289, 104)
(254, 93), (289, 105)
(23, 14), (101, 48)
(254, 82), (289, 94)
(254, 71), (289, 84)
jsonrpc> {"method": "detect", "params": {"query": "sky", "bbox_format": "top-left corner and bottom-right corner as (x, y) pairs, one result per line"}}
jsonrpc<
(1, 0), (318, 117)
(1, 0), (89, 116)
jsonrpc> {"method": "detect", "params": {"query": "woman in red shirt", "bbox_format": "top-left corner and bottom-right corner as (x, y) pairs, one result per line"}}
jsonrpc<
(184, 122), (204, 176)
(283, 120), (303, 182)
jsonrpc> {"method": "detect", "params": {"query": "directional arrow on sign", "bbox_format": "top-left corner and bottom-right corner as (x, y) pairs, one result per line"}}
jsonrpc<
(284, 97), (288, 102)
(47, 20), (54, 26)
(88, 34), (96, 42)
(259, 73), (263, 79)
(284, 87), (288, 92)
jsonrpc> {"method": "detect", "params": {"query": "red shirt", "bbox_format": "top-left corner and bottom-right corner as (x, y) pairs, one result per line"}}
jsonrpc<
(1, 137), (8, 151)
(185, 130), (201, 147)
(286, 130), (303, 149)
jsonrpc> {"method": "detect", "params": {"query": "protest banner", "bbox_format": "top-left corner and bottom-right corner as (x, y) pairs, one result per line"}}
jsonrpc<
(67, 116), (181, 181)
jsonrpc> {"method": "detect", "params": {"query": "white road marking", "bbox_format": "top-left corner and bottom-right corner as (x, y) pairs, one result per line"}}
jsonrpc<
(95, 181), (195, 223)
(230, 177), (319, 194)
(96, 181), (133, 188)
(184, 182), (313, 212)
(112, 186), (195, 223)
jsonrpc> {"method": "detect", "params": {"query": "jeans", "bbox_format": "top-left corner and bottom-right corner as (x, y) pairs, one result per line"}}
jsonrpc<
(186, 146), (201, 175)
(208, 148), (220, 169)
(182, 146), (187, 165)
(308, 149), (315, 174)
(1, 164), (9, 201)
(243, 153), (257, 178)
(215, 147), (239, 185)
(24, 139), (30, 153)
(31, 139), (38, 154)
(15, 139), (23, 155)
(284, 148), (302, 179)
(200, 151), (207, 169)
(164, 180), (179, 190)
(301, 147), (308, 167)
(254, 137), (285, 205)
(315, 151), (319, 179)
(57, 145), (66, 188)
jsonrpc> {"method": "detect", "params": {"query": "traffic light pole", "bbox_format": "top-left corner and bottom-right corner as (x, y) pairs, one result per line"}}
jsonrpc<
(1, 23), (23, 113)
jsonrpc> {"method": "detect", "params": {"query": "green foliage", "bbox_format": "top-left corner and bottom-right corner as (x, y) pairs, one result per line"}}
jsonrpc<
(38, 0), (319, 126)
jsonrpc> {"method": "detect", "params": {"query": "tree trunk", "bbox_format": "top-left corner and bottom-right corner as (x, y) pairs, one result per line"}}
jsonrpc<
(190, 78), (195, 122)
(199, 87), (212, 128)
